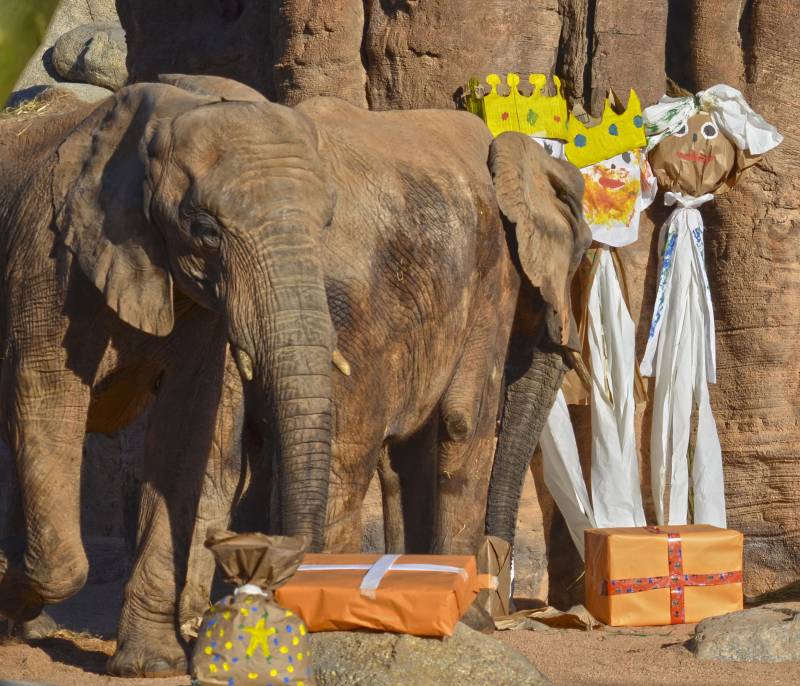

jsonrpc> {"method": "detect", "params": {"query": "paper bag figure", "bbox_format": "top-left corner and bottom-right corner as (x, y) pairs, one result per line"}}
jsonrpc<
(641, 84), (782, 527)
(536, 90), (654, 558)
(191, 531), (314, 686)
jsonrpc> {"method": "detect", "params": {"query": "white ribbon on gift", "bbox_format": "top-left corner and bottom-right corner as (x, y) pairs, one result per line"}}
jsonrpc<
(640, 192), (726, 528)
(296, 555), (468, 599)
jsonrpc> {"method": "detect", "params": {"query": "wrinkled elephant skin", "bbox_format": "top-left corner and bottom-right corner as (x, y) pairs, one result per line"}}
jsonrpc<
(0, 77), (336, 676)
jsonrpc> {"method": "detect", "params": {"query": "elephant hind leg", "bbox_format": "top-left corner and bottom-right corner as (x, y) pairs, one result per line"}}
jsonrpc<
(324, 433), (384, 553)
(381, 420), (438, 553)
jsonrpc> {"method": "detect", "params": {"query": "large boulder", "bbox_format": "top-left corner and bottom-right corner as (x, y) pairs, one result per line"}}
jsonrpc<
(691, 603), (800, 662)
(52, 23), (128, 91)
(310, 622), (552, 685)
(12, 0), (118, 95)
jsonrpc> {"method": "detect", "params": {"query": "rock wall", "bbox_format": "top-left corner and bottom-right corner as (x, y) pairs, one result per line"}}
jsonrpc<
(106, 0), (800, 599)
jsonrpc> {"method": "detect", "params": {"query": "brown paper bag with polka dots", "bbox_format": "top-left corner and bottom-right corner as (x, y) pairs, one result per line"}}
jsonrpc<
(190, 530), (314, 686)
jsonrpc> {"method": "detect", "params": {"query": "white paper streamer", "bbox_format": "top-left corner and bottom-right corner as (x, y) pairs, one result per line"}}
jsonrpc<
(588, 250), (647, 529)
(640, 192), (726, 527)
(540, 390), (596, 558)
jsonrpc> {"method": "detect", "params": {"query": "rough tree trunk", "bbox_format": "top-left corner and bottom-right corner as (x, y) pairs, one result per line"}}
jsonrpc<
(115, 0), (800, 599)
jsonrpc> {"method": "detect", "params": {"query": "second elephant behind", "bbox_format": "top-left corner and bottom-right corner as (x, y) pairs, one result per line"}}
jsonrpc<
(130, 75), (590, 674)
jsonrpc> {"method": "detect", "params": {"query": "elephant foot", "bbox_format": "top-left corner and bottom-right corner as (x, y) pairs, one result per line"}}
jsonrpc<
(0, 610), (61, 639)
(108, 631), (188, 678)
(0, 557), (45, 624)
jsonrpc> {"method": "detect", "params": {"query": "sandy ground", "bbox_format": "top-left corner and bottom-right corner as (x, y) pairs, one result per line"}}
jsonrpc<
(1, 581), (798, 686)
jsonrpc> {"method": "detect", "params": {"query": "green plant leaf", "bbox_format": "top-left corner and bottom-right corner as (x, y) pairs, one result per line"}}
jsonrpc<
(0, 0), (59, 104)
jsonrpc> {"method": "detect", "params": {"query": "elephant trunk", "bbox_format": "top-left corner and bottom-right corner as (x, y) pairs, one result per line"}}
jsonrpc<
(230, 225), (333, 552)
(486, 333), (569, 546)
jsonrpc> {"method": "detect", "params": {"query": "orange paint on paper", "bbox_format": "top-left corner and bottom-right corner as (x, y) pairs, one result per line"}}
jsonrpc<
(582, 163), (640, 226)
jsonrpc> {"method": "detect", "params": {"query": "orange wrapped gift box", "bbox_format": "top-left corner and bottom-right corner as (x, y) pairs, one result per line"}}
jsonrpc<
(275, 553), (479, 637)
(585, 525), (743, 627)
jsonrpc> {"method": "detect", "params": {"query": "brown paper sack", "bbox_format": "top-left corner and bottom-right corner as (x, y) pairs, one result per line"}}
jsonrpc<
(647, 112), (760, 197)
(475, 536), (512, 617)
(191, 530), (314, 686)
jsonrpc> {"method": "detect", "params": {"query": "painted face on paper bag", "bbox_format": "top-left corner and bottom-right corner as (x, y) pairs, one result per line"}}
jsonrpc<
(582, 150), (641, 226)
(648, 112), (759, 196)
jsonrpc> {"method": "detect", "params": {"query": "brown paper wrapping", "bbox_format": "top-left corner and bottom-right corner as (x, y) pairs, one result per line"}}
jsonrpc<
(191, 531), (313, 686)
(475, 536), (512, 617)
(585, 525), (743, 627)
(648, 112), (761, 197)
(276, 554), (479, 637)
(561, 246), (647, 406)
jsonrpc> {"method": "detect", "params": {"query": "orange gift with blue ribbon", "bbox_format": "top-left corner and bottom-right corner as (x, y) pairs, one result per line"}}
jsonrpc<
(585, 525), (743, 626)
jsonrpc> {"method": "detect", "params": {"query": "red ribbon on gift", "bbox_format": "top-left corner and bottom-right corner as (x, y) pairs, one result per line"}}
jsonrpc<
(604, 527), (743, 624)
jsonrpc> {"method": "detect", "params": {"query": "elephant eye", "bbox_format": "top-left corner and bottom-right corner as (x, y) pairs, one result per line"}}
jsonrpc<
(190, 215), (222, 250)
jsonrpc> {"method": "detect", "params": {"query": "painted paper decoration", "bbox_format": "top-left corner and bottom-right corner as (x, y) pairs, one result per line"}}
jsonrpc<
(641, 84), (782, 527)
(190, 531), (314, 686)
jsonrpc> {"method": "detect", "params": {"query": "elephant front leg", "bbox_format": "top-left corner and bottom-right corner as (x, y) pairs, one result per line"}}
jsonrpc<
(433, 365), (507, 555)
(109, 326), (231, 678)
(0, 369), (90, 623)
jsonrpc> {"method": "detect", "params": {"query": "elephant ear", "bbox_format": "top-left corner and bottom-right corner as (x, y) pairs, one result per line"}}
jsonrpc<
(53, 84), (209, 336)
(490, 131), (591, 347)
(157, 73), (267, 103)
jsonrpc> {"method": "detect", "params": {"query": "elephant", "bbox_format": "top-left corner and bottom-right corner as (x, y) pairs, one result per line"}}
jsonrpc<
(0, 73), (589, 676)
(140, 77), (588, 674)
(0, 76), (339, 674)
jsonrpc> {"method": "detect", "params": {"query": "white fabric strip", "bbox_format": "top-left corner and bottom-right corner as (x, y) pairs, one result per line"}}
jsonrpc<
(540, 390), (595, 558)
(588, 250), (647, 529)
(640, 192), (726, 527)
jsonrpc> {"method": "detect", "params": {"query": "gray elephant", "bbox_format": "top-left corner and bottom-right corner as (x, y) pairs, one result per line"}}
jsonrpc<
(138, 77), (588, 675)
(0, 76), (338, 673)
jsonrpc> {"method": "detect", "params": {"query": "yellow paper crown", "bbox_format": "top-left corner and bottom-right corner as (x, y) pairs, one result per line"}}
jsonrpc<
(465, 73), (569, 141)
(564, 89), (647, 168)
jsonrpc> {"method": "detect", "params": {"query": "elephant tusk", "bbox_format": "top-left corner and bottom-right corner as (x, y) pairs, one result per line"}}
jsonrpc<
(235, 348), (254, 381)
(332, 349), (351, 376)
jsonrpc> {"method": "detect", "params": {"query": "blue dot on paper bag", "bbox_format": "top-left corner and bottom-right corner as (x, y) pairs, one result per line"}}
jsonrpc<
(634, 115), (643, 128)
(574, 134), (587, 147)
(608, 123), (619, 136)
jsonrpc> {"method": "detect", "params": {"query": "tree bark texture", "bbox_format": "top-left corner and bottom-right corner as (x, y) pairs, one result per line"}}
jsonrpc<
(117, 0), (800, 597)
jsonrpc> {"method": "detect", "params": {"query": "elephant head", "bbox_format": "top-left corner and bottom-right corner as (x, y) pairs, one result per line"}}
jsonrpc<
(53, 75), (335, 549)
(486, 132), (591, 547)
